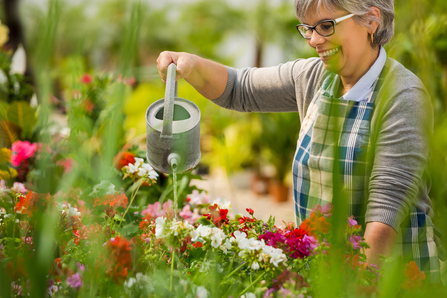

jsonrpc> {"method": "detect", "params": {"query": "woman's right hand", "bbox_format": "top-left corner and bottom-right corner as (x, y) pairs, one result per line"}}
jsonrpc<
(155, 51), (228, 100)
(156, 51), (197, 84)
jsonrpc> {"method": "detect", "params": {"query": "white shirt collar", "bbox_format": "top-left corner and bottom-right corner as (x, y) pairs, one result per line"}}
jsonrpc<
(330, 46), (387, 102)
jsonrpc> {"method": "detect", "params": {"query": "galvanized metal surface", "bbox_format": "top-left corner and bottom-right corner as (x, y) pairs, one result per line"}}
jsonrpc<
(146, 63), (201, 174)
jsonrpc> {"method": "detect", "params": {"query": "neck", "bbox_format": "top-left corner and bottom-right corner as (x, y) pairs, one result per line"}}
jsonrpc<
(339, 47), (380, 96)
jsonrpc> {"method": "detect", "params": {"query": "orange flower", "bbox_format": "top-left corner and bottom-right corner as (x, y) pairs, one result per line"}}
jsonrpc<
(402, 261), (425, 290)
(299, 213), (331, 239)
(14, 192), (51, 217)
(115, 152), (136, 170)
(139, 214), (153, 230)
(105, 236), (133, 284)
(93, 192), (128, 209)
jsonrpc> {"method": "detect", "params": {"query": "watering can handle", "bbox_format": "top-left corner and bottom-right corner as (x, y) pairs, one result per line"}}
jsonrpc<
(161, 63), (178, 138)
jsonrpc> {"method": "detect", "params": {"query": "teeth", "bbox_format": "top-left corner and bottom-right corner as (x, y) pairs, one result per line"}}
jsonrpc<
(321, 47), (340, 57)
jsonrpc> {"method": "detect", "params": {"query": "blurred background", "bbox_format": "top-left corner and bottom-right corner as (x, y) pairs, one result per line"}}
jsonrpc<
(0, 0), (446, 225)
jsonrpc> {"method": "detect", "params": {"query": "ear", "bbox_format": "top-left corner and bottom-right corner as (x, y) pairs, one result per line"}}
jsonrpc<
(368, 7), (381, 33)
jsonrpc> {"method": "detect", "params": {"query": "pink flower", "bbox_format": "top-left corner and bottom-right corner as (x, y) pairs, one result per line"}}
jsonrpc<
(348, 216), (358, 227)
(179, 205), (201, 224)
(350, 235), (362, 249)
(11, 141), (37, 167)
(11, 182), (27, 194)
(179, 205), (193, 218)
(67, 273), (83, 290)
(56, 158), (74, 173)
(141, 200), (173, 217)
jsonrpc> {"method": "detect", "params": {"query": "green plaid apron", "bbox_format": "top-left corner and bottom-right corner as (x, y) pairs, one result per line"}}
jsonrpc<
(292, 70), (441, 282)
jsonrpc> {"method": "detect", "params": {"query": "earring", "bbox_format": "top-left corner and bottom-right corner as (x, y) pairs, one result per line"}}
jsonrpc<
(371, 33), (374, 44)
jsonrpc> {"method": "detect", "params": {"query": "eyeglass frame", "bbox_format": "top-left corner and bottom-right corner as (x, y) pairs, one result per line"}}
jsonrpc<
(296, 13), (355, 39)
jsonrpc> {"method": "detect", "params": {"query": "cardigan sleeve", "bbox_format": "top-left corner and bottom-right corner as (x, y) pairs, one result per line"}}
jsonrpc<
(365, 69), (434, 232)
(212, 58), (325, 115)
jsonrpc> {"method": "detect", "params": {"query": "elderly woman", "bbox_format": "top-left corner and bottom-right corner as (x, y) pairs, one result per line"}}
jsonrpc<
(156, 0), (440, 281)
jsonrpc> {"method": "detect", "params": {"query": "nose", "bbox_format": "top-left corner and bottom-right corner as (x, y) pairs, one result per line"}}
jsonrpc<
(307, 30), (325, 48)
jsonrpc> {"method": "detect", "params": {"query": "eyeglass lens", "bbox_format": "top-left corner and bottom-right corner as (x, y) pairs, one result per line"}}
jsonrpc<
(298, 21), (335, 38)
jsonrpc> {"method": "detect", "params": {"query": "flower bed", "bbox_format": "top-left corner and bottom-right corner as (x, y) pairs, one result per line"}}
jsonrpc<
(0, 160), (433, 297)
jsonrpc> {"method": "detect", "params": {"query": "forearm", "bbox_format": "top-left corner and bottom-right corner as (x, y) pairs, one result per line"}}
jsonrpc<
(363, 221), (397, 266)
(185, 54), (228, 100)
(156, 51), (228, 100)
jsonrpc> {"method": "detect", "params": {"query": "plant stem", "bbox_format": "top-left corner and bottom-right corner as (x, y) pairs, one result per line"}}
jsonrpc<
(120, 181), (142, 227)
(224, 262), (245, 281)
(238, 272), (266, 297)
(170, 249), (175, 291)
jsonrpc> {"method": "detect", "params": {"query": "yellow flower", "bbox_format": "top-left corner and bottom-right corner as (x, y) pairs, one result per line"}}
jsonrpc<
(9, 167), (17, 178)
(0, 148), (12, 163)
(0, 169), (10, 180)
(0, 21), (9, 47)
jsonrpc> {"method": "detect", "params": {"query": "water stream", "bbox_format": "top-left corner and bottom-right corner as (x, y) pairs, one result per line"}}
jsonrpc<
(173, 169), (178, 221)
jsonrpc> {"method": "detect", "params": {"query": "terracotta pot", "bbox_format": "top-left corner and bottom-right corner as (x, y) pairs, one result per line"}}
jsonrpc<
(269, 180), (289, 202)
(251, 174), (270, 195)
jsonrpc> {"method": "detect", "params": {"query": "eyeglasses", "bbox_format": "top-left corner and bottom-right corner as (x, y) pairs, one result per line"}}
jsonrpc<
(296, 14), (355, 39)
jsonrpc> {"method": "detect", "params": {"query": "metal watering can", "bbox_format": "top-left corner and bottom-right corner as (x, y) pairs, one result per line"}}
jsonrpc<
(146, 63), (201, 174)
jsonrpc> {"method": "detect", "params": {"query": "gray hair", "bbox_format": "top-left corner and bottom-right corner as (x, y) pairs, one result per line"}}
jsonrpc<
(294, 0), (395, 46)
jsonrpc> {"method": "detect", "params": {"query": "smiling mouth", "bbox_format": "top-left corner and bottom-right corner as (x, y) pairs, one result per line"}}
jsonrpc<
(319, 47), (340, 58)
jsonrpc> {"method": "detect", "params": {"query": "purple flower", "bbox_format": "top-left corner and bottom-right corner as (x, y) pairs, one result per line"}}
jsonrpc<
(348, 216), (358, 227)
(350, 235), (362, 249)
(263, 288), (275, 298)
(77, 262), (85, 272)
(67, 273), (83, 290)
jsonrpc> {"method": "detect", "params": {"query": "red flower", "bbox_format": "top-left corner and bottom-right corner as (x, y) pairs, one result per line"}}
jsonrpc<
(80, 73), (92, 84)
(192, 242), (203, 248)
(115, 152), (136, 170)
(203, 204), (229, 227)
(246, 208), (254, 215)
(402, 261), (425, 290)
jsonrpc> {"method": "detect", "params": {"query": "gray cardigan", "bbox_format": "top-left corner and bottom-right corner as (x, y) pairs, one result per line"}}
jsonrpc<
(212, 57), (433, 231)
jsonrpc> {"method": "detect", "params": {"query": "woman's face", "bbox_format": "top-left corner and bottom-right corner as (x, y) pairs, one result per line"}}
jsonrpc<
(300, 8), (374, 78)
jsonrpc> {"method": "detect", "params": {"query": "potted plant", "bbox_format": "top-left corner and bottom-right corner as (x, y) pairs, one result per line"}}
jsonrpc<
(257, 112), (300, 202)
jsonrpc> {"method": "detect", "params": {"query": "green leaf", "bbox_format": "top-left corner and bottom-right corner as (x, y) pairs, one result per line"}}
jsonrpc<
(7, 100), (37, 139)
(0, 120), (21, 147)
(0, 101), (8, 121)
(118, 223), (139, 237)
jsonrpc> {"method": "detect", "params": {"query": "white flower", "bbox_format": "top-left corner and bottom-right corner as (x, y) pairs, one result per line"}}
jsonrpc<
(239, 238), (261, 252)
(251, 261), (260, 270)
(134, 158), (144, 168)
(241, 293), (256, 298)
(47, 285), (59, 296)
(210, 233), (223, 248)
(155, 217), (167, 238)
(196, 286), (208, 298)
(124, 277), (136, 288)
(171, 220), (193, 236)
(211, 197), (231, 211)
(232, 231), (247, 243)
(221, 238), (232, 254)
(137, 167), (148, 176)
(127, 163), (138, 174)
(198, 225), (212, 238)
(269, 249), (287, 267)
(191, 229), (200, 242)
